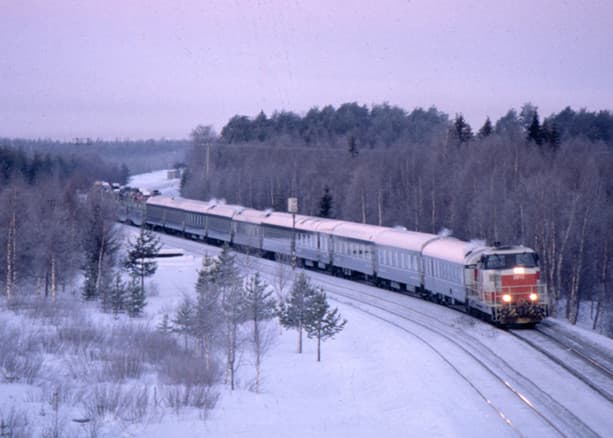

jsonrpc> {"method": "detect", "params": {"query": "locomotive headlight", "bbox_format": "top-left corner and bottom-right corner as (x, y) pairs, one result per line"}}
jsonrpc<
(502, 294), (512, 303)
(529, 293), (538, 302)
(513, 266), (526, 275)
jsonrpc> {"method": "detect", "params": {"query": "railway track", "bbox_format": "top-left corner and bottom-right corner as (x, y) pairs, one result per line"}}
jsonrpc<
(305, 275), (601, 438)
(126, 226), (610, 437)
(509, 328), (613, 404)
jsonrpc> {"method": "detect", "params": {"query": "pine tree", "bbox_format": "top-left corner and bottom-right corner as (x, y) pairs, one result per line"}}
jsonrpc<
(222, 281), (246, 390)
(452, 114), (473, 144)
(127, 276), (146, 317)
(215, 245), (245, 390)
(173, 295), (195, 350)
(216, 245), (241, 290)
(157, 313), (173, 334)
(348, 135), (359, 158)
(477, 117), (493, 138)
(548, 122), (561, 151)
(318, 185), (333, 218)
(244, 273), (276, 392)
(124, 226), (161, 296)
(304, 290), (347, 362)
(278, 272), (317, 354)
(193, 255), (223, 371)
(110, 273), (127, 317)
(527, 112), (543, 145)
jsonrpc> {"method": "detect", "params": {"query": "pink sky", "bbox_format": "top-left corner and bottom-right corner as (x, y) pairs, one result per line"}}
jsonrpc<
(1, 0), (612, 139)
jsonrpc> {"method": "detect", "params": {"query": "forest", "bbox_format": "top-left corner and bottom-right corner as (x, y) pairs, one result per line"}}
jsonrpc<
(0, 146), (127, 302)
(182, 103), (613, 333)
(0, 137), (190, 175)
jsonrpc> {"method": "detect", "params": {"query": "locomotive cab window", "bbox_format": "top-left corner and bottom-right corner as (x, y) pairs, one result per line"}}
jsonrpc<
(483, 253), (537, 270)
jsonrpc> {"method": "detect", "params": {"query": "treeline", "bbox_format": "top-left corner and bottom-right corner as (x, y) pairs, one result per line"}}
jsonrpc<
(183, 102), (613, 334)
(1, 137), (190, 175)
(0, 145), (128, 188)
(221, 103), (449, 148)
(0, 147), (128, 302)
(219, 102), (613, 149)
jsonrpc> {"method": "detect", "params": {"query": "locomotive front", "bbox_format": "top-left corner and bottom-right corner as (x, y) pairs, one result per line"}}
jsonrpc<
(468, 246), (549, 325)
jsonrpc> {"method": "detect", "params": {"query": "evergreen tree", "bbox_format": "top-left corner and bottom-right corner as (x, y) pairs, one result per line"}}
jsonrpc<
(452, 114), (473, 144)
(541, 120), (561, 151)
(244, 273), (277, 392)
(304, 290), (347, 362)
(173, 295), (195, 350)
(110, 273), (127, 317)
(222, 281), (246, 390)
(527, 112), (543, 145)
(127, 276), (146, 317)
(124, 226), (161, 297)
(348, 135), (359, 158)
(157, 313), (173, 334)
(215, 245), (245, 390)
(193, 256), (223, 371)
(278, 272), (317, 354)
(477, 117), (493, 139)
(318, 185), (333, 218)
(216, 245), (241, 290)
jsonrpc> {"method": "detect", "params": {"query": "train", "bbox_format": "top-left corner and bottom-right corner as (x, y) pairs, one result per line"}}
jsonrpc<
(118, 192), (549, 326)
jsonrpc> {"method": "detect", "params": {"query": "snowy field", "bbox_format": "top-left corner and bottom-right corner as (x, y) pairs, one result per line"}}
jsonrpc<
(0, 170), (610, 437)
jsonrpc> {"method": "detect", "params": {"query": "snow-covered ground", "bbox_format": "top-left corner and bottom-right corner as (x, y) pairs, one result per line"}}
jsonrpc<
(1, 170), (610, 437)
(129, 169), (180, 197)
(129, 170), (613, 437)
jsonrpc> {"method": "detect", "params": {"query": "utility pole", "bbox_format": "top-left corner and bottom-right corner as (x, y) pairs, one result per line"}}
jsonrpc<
(288, 197), (298, 270)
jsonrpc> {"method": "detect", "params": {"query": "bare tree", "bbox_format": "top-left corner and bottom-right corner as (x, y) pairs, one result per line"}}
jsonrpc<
(243, 273), (276, 392)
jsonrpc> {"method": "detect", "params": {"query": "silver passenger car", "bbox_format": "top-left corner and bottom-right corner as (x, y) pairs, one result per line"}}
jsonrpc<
(232, 208), (268, 250)
(329, 222), (383, 277)
(421, 237), (468, 304)
(373, 229), (434, 291)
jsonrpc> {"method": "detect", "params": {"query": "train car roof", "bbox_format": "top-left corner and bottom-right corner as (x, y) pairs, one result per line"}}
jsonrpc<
(331, 222), (387, 242)
(205, 202), (240, 219)
(147, 195), (210, 214)
(374, 228), (437, 252)
(303, 217), (347, 234)
(421, 237), (473, 264)
(261, 211), (313, 230)
(232, 207), (269, 224)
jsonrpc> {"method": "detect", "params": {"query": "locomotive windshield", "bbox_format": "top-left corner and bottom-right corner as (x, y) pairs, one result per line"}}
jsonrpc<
(483, 253), (537, 270)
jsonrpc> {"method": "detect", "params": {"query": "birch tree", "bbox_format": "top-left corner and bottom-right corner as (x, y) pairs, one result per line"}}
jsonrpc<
(193, 255), (223, 372)
(217, 245), (245, 390)
(243, 273), (276, 392)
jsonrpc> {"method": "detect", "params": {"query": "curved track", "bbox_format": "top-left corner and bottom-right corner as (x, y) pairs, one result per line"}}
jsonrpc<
(509, 328), (613, 404)
(124, 226), (608, 437)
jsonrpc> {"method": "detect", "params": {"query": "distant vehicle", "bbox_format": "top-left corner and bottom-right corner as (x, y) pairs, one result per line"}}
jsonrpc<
(119, 195), (549, 326)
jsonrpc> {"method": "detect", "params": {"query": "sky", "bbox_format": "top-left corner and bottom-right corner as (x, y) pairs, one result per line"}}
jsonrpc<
(1, 0), (612, 140)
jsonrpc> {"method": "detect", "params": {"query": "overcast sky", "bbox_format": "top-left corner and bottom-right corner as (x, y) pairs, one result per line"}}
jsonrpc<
(1, 0), (612, 140)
